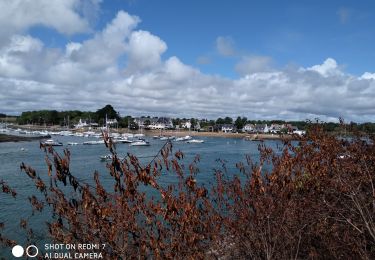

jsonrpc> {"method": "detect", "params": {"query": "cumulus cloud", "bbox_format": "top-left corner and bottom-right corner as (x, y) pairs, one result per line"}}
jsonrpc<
(126, 30), (167, 72)
(0, 0), (93, 43)
(306, 58), (343, 77)
(216, 36), (235, 56)
(361, 72), (375, 80)
(0, 8), (375, 122)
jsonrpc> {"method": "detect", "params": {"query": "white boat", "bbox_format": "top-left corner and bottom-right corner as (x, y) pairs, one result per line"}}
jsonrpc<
(42, 139), (63, 146)
(175, 135), (193, 141)
(186, 139), (204, 143)
(83, 140), (105, 145)
(58, 131), (72, 136)
(122, 133), (134, 138)
(67, 142), (79, 146)
(130, 140), (150, 146)
(100, 154), (113, 161)
(134, 133), (145, 138)
(100, 154), (124, 161)
(113, 138), (133, 144)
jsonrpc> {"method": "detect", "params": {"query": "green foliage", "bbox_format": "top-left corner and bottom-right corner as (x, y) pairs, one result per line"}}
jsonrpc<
(234, 116), (247, 130)
(95, 104), (120, 121)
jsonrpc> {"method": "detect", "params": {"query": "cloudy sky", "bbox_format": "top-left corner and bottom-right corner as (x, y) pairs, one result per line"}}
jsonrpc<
(0, 0), (375, 122)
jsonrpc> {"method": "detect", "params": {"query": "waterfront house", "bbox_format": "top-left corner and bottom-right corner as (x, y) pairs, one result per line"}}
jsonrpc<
(243, 124), (255, 133)
(269, 124), (283, 134)
(135, 117), (173, 130)
(221, 124), (236, 133)
(75, 118), (98, 129)
(181, 121), (192, 129)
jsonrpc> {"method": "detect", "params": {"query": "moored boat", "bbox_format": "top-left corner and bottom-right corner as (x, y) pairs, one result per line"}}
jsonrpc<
(83, 140), (105, 145)
(175, 135), (192, 141)
(41, 139), (63, 146)
(186, 139), (204, 143)
(130, 139), (150, 146)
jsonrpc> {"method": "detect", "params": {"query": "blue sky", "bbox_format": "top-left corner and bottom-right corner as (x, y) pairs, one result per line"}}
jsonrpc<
(1, 0), (375, 122)
(32, 0), (375, 77)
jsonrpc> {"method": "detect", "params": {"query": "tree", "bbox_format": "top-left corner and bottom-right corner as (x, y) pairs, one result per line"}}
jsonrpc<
(223, 117), (233, 124)
(96, 104), (120, 122)
(234, 116), (247, 130)
(216, 118), (225, 124)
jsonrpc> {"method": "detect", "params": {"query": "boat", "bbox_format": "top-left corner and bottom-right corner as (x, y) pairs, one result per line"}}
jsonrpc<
(100, 154), (113, 161)
(244, 135), (262, 141)
(83, 140), (105, 145)
(186, 139), (204, 143)
(41, 139), (63, 146)
(67, 142), (79, 146)
(130, 139), (150, 146)
(175, 135), (193, 141)
(100, 154), (124, 161)
(113, 138), (133, 144)
(122, 133), (134, 138)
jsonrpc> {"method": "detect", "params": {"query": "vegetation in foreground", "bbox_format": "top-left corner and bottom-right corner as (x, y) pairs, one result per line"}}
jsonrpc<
(0, 123), (374, 259)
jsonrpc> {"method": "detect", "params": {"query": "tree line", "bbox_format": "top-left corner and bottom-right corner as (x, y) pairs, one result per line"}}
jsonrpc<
(9, 105), (375, 133)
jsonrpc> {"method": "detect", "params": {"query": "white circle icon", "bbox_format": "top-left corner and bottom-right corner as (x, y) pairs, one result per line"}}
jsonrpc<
(26, 245), (39, 257)
(12, 245), (24, 257)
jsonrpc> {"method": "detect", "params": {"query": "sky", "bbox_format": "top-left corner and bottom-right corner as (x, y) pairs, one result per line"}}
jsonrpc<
(1, 0), (375, 122)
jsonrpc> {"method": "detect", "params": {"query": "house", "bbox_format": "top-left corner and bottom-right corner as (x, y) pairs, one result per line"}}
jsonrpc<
(181, 121), (192, 129)
(269, 124), (283, 134)
(75, 119), (98, 129)
(149, 117), (174, 130)
(253, 124), (266, 133)
(75, 118), (88, 129)
(221, 124), (236, 133)
(135, 117), (173, 130)
(243, 124), (255, 133)
(106, 118), (118, 126)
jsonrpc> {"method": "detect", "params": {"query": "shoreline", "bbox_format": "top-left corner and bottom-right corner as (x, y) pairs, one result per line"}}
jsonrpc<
(7, 125), (297, 141)
(144, 130), (296, 140)
(0, 134), (50, 143)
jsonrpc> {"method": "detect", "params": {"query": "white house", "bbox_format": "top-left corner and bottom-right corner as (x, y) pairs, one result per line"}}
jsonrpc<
(221, 124), (235, 133)
(243, 124), (255, 133)
(181, 121), (192, 129)
(75, 119), (88, 129)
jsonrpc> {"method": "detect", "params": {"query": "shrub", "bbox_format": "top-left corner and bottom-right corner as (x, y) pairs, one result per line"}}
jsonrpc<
(1, 124), (375, 259)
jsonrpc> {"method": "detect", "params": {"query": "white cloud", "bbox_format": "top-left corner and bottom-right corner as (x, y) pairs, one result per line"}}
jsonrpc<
(361, 72), (375, 80)
(306, 58), (343, 77)
(0, 0), (93, 42)
(216, 36), (235, 56)
(0, 9), (375, 122)
(126, 30), (167, 72)
(235, 55), (273, 75)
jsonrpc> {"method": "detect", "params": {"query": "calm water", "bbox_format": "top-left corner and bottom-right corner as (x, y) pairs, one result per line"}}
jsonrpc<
(0, 135), (282, 257)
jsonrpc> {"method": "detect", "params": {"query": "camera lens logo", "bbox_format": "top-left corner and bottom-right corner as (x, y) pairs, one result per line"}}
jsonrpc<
(12, 245), (39, 258)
